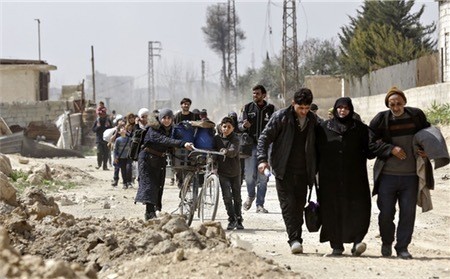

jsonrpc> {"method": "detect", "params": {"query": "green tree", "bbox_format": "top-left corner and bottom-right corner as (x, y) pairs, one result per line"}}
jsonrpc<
(299, 38), (341, 80)
(339, 0), (436, 77)
(202, 4), (245, 90)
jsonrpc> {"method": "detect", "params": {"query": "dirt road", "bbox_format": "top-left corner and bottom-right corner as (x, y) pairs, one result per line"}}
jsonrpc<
(10, 149), (448, 278)
(2, 124), (449, 278)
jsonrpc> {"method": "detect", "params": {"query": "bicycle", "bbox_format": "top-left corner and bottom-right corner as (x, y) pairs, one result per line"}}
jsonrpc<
(178, 148), (224, 226)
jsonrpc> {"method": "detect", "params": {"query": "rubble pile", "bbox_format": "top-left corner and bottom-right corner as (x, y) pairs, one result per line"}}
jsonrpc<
(0, 153), (301, 278)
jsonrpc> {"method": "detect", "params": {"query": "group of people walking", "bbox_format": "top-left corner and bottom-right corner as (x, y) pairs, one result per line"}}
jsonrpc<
(93, 83), (440, 260)
(256, 86), (433, 259)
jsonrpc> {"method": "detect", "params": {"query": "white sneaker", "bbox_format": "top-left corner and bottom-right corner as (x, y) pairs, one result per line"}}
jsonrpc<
(290, 241), (303, 254)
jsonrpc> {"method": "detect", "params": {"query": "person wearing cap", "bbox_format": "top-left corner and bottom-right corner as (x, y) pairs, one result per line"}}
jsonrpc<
(214, 116), (243, 230)
(316, 97), (373, 257)
(92, 103), (112, 170)
(135, 108), (194, 221)
(257, 88), (318, 254)
(135, 108), (150, 129)
(369, 86), (430, 259)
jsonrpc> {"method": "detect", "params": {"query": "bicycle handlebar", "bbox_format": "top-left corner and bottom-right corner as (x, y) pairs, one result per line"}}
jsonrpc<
(188, 148), (226, 158)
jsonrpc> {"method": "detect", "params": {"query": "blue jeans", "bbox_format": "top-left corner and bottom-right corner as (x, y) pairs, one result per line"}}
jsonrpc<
(377, 174), (418, 252)
(244, 146), (268, 207)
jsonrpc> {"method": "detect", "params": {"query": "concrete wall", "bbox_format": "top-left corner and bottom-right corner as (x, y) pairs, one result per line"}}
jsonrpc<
(351, 83), (450, 123)
(346, 53), (439, 98)
(0, 69), (39, 102)
(0, 101), (71, 128)
(439, 1), (450, 82)
(304, 75), (345, 119)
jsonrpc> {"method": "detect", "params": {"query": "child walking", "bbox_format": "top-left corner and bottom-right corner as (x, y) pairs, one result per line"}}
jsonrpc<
(214, 117), (244, 230)
(113, 126), (132, 189)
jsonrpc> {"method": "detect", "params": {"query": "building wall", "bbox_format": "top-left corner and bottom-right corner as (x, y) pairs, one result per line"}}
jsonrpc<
(351, 83), (450, 123)
(440, 1), (450, 82)
(304, 75), (345, 118)
(0, 69), (39, 102)
(0, 101), (69, 127)
(345, 54), (439, 98)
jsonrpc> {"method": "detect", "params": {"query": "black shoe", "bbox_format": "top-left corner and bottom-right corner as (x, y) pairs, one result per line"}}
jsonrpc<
(381, 244), (392, 257)
(145, 212), (157, 221)
(227, 220), (237, 230)
(122, 184), (128, 189)
(397, 250), (413, 259)
(236, 220), (244, 230)
(103, 167), (109, 171)
(95, 166), (101, 169)
(111, 180), (118, 187)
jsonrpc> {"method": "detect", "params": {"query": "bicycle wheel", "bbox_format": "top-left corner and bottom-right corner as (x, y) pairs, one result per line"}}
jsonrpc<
(200, 174), (220, 223)
(179, 171), (197, 226)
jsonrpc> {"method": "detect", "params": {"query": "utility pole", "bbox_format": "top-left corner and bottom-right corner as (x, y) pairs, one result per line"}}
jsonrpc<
(201, 60), (205, 97)
(148, 41), (161, 110)
(34, 19), (41, 60)
(91, 46), (96, 103)
(282, 0), (299, 106)
(227, 0), (238, 98)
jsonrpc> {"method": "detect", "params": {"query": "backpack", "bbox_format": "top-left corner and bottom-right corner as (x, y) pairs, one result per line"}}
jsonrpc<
(127, 127), (148, 161)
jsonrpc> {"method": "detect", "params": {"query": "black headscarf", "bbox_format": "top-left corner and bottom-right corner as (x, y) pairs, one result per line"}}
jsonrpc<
(332, 97), (355, 133)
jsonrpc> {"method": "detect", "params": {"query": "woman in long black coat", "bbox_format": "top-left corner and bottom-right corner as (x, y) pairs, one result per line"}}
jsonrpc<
(135, 108), (193, 220)
(316, 97), (373, 256)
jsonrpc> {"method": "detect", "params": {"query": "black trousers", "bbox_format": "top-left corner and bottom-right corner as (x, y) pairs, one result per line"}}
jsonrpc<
(96, 141), (109, 168)
(219, 175), (242, 222)
(275, 172), (308, 245)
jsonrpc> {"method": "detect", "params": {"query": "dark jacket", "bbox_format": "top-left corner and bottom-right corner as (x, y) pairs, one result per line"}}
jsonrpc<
(239, 101), (275, 144)
(135, 124), (185, 205)
(257, 106), (317, 185)
(214, 132), (241, 177)
(174, 111), (199, 124)
(142, 125), (186, 157)
(369, 107), (430, 196)
(92, 116), (112, 143)
(316, 118), (372, 243)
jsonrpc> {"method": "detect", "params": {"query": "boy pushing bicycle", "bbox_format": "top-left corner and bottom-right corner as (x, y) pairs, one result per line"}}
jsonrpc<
(214, 117), (244, 230)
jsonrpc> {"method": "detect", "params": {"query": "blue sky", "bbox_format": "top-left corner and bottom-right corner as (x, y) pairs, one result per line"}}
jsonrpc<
(1, 1), (438, 88)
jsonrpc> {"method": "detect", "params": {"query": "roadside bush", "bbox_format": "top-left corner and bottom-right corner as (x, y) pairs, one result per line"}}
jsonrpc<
(10, 170), (76, 193)
(425, 102), (450, 125)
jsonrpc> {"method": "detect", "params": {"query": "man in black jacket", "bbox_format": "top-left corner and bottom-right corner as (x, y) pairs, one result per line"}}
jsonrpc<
(239, 85), (275, 213)
(257, 88), (317, 254)
(92, 108), (113, 170)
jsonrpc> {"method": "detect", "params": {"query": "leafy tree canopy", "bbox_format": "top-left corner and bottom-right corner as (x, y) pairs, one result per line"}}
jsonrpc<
(339, 0), (436, 77)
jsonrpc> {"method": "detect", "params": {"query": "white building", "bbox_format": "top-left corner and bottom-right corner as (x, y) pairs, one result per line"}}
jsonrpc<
(439, 0), (450, 82)
(0, 59), (56, 103)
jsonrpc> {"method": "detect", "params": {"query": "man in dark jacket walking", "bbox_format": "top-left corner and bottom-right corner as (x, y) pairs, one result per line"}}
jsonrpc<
(257, 88), (317, 254)
(92, 107), (112, 170)
(239, 85), (275, 213)
(369, 87), (430, 259)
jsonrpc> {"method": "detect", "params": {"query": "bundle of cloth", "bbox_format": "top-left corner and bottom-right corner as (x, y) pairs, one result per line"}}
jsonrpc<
(413, 126), (450, 212)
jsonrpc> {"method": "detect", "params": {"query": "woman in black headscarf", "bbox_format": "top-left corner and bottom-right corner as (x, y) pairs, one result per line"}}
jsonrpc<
(316, 97), (374, 256)
(135, 108), (194, 220)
